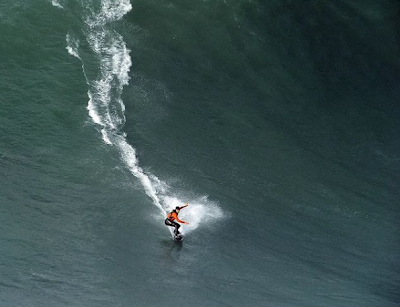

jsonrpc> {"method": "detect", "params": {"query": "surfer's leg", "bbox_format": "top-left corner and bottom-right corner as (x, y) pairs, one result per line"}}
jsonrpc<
(173, 222), (180, 235)
(165, 219), (180, 235)
(165, 219), (174, 228)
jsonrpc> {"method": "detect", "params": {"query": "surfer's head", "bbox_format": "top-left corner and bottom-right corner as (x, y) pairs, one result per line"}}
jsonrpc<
(175, 206), (180, 213)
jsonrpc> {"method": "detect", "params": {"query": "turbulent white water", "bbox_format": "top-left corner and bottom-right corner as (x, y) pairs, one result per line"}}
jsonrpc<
(63, 0), (224, 235)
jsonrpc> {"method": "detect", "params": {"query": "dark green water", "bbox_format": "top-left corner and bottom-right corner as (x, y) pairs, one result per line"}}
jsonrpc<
(0, 0), (399, 306)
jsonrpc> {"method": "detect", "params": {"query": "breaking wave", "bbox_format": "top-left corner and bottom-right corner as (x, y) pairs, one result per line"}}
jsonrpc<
(62, 0), (224, 236)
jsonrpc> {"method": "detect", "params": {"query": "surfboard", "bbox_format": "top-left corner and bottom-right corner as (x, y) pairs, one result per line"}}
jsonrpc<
(174, 233), (183, 242)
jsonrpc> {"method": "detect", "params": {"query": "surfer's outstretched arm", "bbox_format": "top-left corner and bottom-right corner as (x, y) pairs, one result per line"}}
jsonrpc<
(179, 203), (189, 210)
(175, 216), (189, 224)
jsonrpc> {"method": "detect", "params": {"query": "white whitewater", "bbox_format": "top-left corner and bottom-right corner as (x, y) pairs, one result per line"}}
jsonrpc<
(51, 0), (64, 9)
(62, 0), (224, 235)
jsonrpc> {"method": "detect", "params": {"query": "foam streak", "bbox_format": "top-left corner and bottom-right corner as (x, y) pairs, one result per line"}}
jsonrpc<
(66, 0), (224, 236)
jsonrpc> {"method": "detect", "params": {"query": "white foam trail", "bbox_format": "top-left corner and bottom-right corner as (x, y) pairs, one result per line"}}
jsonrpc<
(67, 0), (224, 236)
(51, 0), (64, 9)
(85, 0), (132, 28)
(117, 137), (164, 211)
(66, 33), (80, 59)
(66, 32), (114, 145)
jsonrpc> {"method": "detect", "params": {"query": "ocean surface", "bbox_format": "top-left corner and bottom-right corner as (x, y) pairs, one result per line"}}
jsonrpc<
(0, 0), (399, 306)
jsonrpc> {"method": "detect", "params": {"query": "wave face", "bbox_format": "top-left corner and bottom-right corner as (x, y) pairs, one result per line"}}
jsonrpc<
(1, 0), (398, 306)
(64, 0), (224, 235)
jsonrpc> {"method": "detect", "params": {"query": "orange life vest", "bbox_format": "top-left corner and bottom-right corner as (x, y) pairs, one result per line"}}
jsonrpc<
(167, 210), (177, 221)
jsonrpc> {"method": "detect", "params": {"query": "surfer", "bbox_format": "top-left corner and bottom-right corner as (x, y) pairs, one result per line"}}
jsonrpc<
(165, 203), (189, 236)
